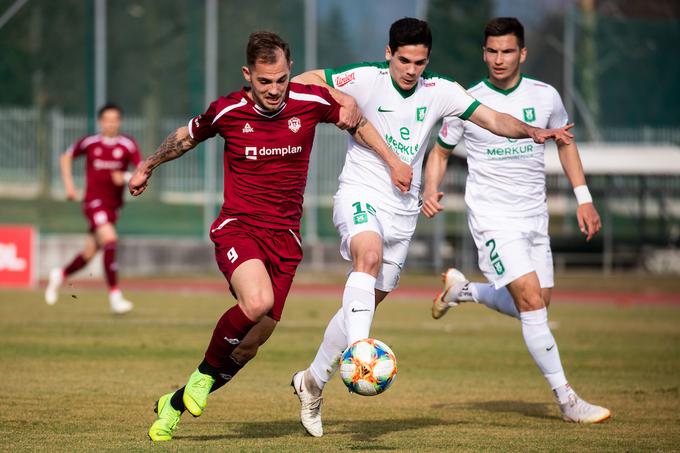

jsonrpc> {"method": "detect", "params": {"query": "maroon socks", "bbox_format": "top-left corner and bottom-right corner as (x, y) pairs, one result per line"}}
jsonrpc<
(63, 254), (87, 277)
(204, 305), (257, 368)
(103, 241), (118, 290)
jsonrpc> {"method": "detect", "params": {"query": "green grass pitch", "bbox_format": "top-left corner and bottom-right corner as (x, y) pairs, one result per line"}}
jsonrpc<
(1, 281), (679, 452)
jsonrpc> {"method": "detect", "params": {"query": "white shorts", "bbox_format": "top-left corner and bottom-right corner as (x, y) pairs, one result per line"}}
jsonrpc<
(333, 192), (418, 292)
(468, 211), (554, 289)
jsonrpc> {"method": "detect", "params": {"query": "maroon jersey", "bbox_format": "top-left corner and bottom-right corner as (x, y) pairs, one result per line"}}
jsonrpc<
(188, 82), (341, 230)
(66, 134), (142, 209)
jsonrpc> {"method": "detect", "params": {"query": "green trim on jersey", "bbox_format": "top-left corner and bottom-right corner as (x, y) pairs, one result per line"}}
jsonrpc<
(436, 136), (456, 150)
(460, 100), (481, 120)
(482, 74), (523, 95)
(324, 61), (388, 88)
(421, 70), (455, 84)
(390, 77), (417, 98)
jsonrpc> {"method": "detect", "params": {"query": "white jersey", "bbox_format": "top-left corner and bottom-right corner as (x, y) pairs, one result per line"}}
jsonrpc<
(438, 75), (568, 217)
(326, 62), (479, 215)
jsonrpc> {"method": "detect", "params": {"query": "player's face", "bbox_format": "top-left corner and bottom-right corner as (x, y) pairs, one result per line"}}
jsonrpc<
(242, 49), (292, 112)
(98, 109), (121, 137)
(385, 44), (429, 91)
(483, 35), (527, 85)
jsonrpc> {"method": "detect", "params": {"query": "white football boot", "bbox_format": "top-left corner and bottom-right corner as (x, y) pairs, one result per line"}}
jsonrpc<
(109, 289), (134, 314)
(45, 268), (64, 305)
(291, 370), (323, 437)
(559, 393), (611, 424)
(432, 268), (470, 319)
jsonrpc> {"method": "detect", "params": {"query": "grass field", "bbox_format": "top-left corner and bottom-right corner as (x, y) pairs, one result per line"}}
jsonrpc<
(1, 277), (679, 452)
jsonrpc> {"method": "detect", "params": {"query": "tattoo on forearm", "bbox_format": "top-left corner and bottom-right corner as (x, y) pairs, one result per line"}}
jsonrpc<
(147, 130), (195, 169)
(349, 117), (368, 137)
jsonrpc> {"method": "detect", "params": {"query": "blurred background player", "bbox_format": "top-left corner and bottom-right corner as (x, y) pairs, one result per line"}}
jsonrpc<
(422, 17), (610, 423)
(44, 103), (141, 314)
(133, 31), (405, 442)
(290, 17), (575, 437)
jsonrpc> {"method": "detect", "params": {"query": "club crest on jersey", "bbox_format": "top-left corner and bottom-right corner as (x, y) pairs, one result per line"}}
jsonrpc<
(523, 107), (536, 122)
(94, 147), (102, 156)
(112, 148), (123, 159)
(242, 123), (254, 134)
(416, 106), (427, 122)
(288, 117), (301, 133)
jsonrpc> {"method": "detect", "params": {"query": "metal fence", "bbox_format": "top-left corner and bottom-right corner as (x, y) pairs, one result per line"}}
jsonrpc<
(1, 107), (680, 273)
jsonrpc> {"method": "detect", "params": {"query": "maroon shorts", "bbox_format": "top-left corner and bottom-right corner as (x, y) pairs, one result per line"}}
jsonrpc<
(83, 201), (119, 232)
(209, 216), (303, 321)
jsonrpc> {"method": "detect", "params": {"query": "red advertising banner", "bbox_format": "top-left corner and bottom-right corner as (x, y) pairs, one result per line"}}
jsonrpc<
(0, 225), (36, 288)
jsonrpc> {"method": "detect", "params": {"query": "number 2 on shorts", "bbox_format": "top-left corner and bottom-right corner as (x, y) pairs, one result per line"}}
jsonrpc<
(485, 238), (505, 276)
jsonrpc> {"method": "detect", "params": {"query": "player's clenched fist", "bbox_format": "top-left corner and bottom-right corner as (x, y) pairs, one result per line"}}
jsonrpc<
(389, 159), (413, 193)
(128, 165), (151, 196)
(421, 191), (444, 218)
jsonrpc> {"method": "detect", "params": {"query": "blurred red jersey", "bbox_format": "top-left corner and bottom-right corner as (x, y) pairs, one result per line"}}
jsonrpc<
(188, 82), (341, 230)
(66, 134), (142, 209)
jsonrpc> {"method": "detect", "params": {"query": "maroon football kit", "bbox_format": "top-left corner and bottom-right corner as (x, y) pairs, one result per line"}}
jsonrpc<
(188, 82), (340, 321)
(67, 134), (141, 231)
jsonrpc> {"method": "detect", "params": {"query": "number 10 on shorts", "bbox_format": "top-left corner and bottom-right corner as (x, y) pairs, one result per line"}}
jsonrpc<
(352, 201), (376, 225)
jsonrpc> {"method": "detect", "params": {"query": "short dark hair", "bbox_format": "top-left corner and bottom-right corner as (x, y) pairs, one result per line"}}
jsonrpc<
(246, 31), (291, 67)
(484, 17), (525, 48)
(97, 103), (122, 118)
(389, 17), (432, 55)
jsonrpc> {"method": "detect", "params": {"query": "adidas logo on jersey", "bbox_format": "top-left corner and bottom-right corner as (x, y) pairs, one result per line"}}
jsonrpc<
(242, 123), (254, 133)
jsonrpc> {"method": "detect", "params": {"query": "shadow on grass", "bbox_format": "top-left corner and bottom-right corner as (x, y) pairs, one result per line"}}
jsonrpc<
(432, 400), (553, 420)
(177, 416), (465, 443)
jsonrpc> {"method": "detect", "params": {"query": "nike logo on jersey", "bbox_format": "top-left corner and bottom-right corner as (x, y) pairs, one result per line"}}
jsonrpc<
(377, 106), (394, 112)
(351, 308), (371, 313)
(546, 344), (555, 351)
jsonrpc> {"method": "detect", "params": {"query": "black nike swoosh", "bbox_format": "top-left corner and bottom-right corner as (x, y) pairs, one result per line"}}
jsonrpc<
(351, 308), (371, 313)
(546, 344), (555, 351)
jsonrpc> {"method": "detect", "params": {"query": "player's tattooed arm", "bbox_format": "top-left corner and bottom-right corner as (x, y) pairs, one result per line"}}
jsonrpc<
(350, 117), (413, 193)
(128, 126), (198, 196)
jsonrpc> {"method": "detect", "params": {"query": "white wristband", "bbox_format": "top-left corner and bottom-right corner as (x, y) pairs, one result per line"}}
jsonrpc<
(573, 185), (592, 205)
(123, 171), (133, 183)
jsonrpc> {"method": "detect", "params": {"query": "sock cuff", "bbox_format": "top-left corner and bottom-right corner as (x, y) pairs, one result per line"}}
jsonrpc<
(103, 241), (117, 251)
(520, 307), (548, 325)
(346, 272), (377, 292)
(230, 304), (257, 334)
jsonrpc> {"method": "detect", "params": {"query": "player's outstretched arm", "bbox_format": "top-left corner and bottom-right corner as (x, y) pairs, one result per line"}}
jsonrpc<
(421, 143), (451, 218)
(349, 117), (412, 193)
(557, 140), (601, 241)
(59, 152), (78, 200)
(468, 104), (574, 145)
(293, 70), (361, 129)
(129, 126), (198, 196)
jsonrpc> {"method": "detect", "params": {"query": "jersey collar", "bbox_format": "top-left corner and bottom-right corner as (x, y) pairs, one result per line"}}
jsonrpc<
(389, 73), (417, 98)
(242, 86), (289, 118)
(483, 74), (524, 96)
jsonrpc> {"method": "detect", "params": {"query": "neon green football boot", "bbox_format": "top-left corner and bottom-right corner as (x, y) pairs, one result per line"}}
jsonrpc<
(183, 369), (215, 417)
(148, 393), (181, 441)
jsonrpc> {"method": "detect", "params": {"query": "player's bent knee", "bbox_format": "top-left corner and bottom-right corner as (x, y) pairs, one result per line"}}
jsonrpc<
(355, 249), (382, 274)
(239, 295), (274, 321)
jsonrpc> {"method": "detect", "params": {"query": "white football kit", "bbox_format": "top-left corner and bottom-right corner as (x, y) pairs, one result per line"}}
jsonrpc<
(326, 61), (479, 291)
(438, 75), (569, 288)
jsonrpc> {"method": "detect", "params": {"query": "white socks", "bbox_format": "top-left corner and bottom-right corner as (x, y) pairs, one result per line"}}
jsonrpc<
(308, 271), (377, 391)
(342, 272), (376, 346)
(470, 283), (520, 319)
(309, 308), (347, 390)
(520, 307), (568, 392)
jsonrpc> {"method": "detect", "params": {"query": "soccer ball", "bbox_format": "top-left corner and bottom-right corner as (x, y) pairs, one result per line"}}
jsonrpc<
(339, 338), (397, 396)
